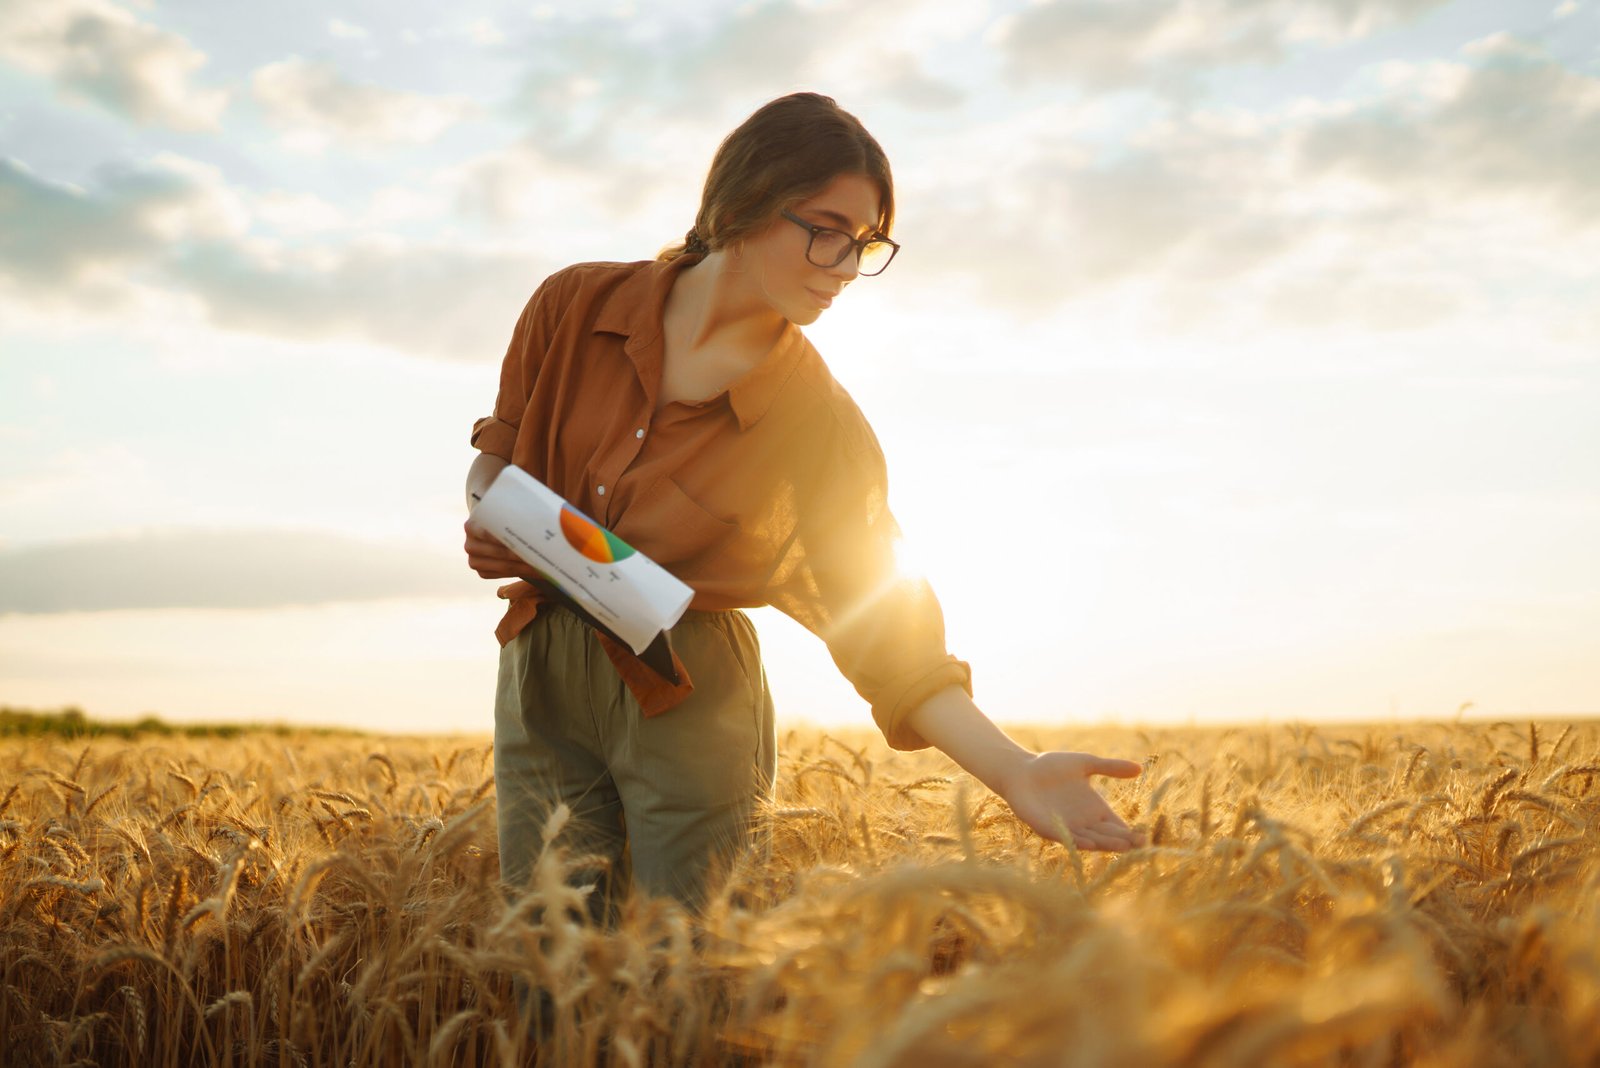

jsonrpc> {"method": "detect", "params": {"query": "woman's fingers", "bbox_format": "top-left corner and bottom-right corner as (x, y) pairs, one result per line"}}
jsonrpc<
(1089, 813), (1147, 847)
(465, 538), (515, 562)
(1062, 815), (1147, 852)
(1094, 826), (1144, 850)
(1088, 757), (1144, 779)
(1072, 829), (1135, 851)
(464, 523), (513, 557)
(463, 521), (526, 578)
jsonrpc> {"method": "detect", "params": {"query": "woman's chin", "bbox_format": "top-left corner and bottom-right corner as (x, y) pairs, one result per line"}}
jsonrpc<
(787, 304), (825, 326)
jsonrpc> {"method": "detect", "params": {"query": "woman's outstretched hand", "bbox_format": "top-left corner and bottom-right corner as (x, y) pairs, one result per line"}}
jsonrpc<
(999, 751), (1146, 852)
(904, 688), (1148, 853)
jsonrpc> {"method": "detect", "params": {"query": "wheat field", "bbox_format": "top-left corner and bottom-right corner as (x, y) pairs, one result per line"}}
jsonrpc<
(1, 717), (1596, 1067)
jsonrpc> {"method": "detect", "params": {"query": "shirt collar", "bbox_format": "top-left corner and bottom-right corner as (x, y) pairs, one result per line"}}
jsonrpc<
(591, 254), (690, 346)
(591, 255), (693, 415)
(591, 254), (810, 431)
(726, 323), (809, 431)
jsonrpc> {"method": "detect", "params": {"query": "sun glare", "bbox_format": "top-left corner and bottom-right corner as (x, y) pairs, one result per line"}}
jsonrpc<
(891, 534), (927, 581)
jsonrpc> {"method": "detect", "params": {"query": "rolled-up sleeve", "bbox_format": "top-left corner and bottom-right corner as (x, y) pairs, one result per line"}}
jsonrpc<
(470, 274), (558, 461)
(771, 418), (972, 751)
(470, 415), (519, 461)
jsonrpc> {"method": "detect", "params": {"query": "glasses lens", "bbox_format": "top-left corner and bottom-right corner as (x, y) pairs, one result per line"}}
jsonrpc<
(858, 239), (896, 276)
(807, 229), (853, 268)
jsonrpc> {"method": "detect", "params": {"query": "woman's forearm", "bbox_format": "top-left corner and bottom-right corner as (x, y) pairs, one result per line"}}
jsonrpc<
(903, 685), (1033, 798)
(462, 453), (542, 582)
(465, 453), (509, 512)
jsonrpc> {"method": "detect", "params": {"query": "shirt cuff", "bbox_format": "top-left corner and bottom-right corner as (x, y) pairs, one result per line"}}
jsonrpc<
(470, 415), (518, 461)
(873, 656), (973, 751)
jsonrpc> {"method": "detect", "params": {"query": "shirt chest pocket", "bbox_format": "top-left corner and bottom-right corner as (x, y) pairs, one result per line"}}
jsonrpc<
(613, 476), (743, 582)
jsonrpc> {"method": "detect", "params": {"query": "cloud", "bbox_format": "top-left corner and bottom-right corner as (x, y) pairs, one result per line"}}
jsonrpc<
(0, 154), (542, 359)
(463, 17), (505, 46)
(0, 153), (244, 295)
(0, 0), (227, 129)
(501, 8), (815, 170)
(893, 32), (1600, 338)
(0, 156), (177, 291)
(1297, 38), (1600, 222)
(251, 186), (444, 236)
(896, 107), (1295, 312)
(251, 56), (479, 151)
(6, 12), (1591, 357)
(327, 18), (369, 40)
(0, 529), (476, 613)
(497, 1), (964, 170)
(440, 0), (968, 233)
(993, 0), (1450, 90)
(166, 236), (542, 361)
(875, 53), (967, 111)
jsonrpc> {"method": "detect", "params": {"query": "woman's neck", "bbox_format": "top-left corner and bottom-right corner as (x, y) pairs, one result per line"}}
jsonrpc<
(666, 250), (787, 364)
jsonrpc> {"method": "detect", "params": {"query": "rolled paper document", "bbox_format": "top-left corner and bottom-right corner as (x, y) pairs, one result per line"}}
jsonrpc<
(471, 466), (694, 658)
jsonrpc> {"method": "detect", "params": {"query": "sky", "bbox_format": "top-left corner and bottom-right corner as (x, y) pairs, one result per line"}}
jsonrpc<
(1, 0), (1596, 735)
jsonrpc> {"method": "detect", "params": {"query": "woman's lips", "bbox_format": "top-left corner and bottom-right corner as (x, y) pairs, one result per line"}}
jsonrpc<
(807, 288), (835, 308)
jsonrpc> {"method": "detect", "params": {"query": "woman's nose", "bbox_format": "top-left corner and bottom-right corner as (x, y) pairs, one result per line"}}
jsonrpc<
(827, 252), (861, 283)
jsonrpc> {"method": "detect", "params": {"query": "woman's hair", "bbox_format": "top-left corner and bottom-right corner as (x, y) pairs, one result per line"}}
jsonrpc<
(659, 92), (894, 262)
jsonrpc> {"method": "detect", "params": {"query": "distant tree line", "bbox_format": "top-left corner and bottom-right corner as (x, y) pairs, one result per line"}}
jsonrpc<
(0, 706), (355, 738)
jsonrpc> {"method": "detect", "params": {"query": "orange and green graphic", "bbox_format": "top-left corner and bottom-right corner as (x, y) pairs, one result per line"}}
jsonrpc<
(559, 505), (636, 564)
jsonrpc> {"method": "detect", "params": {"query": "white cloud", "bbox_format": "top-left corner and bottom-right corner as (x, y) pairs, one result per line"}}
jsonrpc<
(500, 0), (965, 169)
(441, 140), (663, 230)
(444, 144), (548, 225)
(887, 30), (1600, 346)
(0, 153), (244, 297)
(248, 186), (447, 236)
(416, 0), (976, 250)
(166, 235), (545, 361)
(7, 9), (1595, 362)
(251, 56), (479, 151)
(1553, 1), (1579, 17)
(0, 154), (544, 359)
(0, 0), (228, 130)
(249, 190), (348, 236)
(993, 0), (1451, 90)
(1298, 38), (1600, 221)
(1462, 30), (1552, 61)
(872, 53), (966, 111)
(328, 17), (369, 40)
(464, 17), (505, 45)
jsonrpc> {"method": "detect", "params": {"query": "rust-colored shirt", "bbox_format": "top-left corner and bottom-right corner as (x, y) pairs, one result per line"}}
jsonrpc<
(470, 254), (971, 750)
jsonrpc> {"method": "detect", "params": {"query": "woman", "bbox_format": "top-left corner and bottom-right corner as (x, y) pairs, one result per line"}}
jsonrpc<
(464, 92), (1145, 917)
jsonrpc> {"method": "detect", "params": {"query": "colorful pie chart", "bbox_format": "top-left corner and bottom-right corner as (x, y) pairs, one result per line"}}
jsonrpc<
(559, 505), (636, 564)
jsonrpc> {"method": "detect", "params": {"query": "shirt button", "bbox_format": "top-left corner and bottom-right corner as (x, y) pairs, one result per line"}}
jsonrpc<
(635, 428), (645, 439)
(597, 485), (606, 496)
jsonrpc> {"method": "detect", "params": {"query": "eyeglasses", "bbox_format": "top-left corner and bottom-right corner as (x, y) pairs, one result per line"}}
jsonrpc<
(780, 210), (900, 276)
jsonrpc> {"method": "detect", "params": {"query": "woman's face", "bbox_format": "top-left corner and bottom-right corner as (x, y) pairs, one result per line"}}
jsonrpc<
(743, 172), (883, 326)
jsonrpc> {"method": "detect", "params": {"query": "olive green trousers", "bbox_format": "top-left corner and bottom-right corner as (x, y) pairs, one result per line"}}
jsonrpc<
(493, 604), (776, 917)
